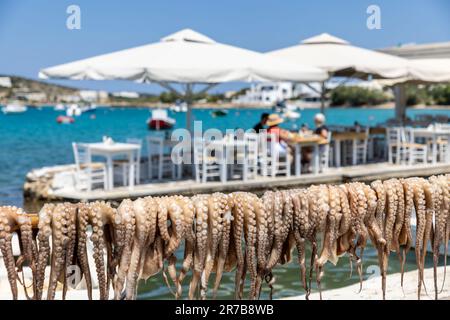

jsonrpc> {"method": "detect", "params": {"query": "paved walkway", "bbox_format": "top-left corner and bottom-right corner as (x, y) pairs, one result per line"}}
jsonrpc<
(53, 162), (450, 202)
(283, 266), (450, 300)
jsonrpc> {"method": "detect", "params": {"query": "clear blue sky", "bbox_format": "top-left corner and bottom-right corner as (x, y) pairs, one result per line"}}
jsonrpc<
(0, 0), (449, 94)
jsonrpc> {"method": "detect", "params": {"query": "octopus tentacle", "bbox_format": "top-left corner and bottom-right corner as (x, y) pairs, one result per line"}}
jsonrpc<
(76, 203), (93, 300)
(363, 184), (386, 299)
(125, 198), (153, 300)
(229, 192), (246, 300)
(316, 185), (340, 298)
(345, 183), (368, 291)
(212, 194), (232, 299)
(291, 189), (309, 294)
(399, 178), (414, 287)
(46, 203), (69, 300)
(408, 178), (427, 299)
(189, 195), (209, 300)
(114, 199), (136, 300)
(0, 206), (22, 299)
(200, 193), (224, 300)
(244, 193), (258, 299)
(175, 196), (195, 299)
(36, 203), (54, 300)
(62, 203), (77, 300)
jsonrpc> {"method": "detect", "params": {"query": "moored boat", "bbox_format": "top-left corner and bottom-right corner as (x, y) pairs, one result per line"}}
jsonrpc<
(1, 102), (27, 114)
(283, 109), (301, 120)
(66, 104), (82, 117)
(210, 109), (228, 117)
(169, 101), (188, 112)
(81, 104), (97, 114)
(147, 109), (176, 130)
(54, 104), (66, 111)
(56, 115), (75, 124)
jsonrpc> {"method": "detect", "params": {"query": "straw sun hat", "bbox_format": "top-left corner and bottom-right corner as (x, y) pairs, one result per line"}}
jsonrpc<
(266, 113), (284, 126)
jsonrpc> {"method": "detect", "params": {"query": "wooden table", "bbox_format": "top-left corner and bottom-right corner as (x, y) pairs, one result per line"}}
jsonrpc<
(332, 131), (368, 167)
(87, 142), (141, 190)
(289, 135), (327, 176)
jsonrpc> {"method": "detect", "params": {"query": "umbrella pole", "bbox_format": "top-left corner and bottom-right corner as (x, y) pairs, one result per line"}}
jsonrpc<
(185, 84), (193, 134)
(320, 81), (326, 113)
(394, 83), (407, 124)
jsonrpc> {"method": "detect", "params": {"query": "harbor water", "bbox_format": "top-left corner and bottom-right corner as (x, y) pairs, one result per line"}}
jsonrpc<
(0, 106), (448, 299)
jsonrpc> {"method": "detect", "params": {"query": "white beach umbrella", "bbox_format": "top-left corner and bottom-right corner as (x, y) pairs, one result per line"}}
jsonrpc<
(376, 59), (450, 85)
(40, 29), (328, 131)
(267, 33), (450, 118)
(267, 33), (412, 79)
(40, 29), (327, 84)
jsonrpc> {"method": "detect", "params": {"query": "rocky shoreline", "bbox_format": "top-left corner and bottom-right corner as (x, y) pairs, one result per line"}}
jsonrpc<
(23, 164), (77, 201)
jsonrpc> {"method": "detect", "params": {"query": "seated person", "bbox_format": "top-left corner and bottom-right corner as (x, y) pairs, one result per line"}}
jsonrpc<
(300, 123), (312, 135)
(266, 114), (293, 156)
(253, 113), (269, 133)
(301, 113), (329, 170)
(314, 113), (329, 139)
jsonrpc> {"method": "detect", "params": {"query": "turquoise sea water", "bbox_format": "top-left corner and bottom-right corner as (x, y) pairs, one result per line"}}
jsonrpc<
(0, 106), (448, 299)
(1, 106), (449, 209)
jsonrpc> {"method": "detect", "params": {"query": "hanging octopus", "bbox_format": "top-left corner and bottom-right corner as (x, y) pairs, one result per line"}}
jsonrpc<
(35, 203), (78, 300)
(3, 174), (450, 301)
(80, 201), (118, 300)
(0, 206), (37, 300)
(189, 194), (209, 300)
(406, 177), (428, 299)
(315, 185), (341, 298)
(399, 178), (414, 287)
(211, 193), (233, 299)
(113, 199), (136, 300)
(291, 189), (310, 294)
(340, 183), (368, 291)
(228, 192), (258, 300)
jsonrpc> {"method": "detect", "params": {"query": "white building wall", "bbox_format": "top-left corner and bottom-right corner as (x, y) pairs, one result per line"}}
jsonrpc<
(0, 77), (12, 88)
(233, 82), (299, 105)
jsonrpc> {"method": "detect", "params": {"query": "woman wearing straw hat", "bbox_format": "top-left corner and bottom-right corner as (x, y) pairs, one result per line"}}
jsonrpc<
(266, 113), (293, 156)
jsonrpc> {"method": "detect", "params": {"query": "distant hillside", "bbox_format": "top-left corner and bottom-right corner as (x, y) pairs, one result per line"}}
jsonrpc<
(0, 75), (79, 101)
(0, 74), (233, 106)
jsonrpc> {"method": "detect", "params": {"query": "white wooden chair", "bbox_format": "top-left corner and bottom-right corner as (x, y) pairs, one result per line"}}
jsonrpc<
(193, 137), (222, 183)
(233, 133), (259, 181)
(114, 138), (142, 186)
(404, 128), (428, 165)
(437, 137), (449, 163)
(147, 136), (176, 181)
(72, 142), (106, 191)
(351, 128), (369, 165)
(261, 132), (291, 177)
(387, 127), (409, 164)
(388, 127), (427, 165)
(318, 131), (332, 172)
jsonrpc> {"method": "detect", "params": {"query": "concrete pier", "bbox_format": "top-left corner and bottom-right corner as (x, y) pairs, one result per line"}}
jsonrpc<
(49, 162), (450, 202)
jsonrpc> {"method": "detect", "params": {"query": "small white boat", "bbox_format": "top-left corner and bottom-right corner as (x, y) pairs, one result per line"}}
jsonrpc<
(169, 102), (188, 112)
(54, 104), (66, 111)
(2, 103), (27, 114)
(81, 104), (97, 114)
(283, 109), (301, 120)
(66, 104), (82, 117)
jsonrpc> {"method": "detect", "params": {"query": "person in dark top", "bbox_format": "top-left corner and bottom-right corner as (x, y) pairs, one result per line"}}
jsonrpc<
(314, 113), (329, 139)
(253, 113), (269, 133)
